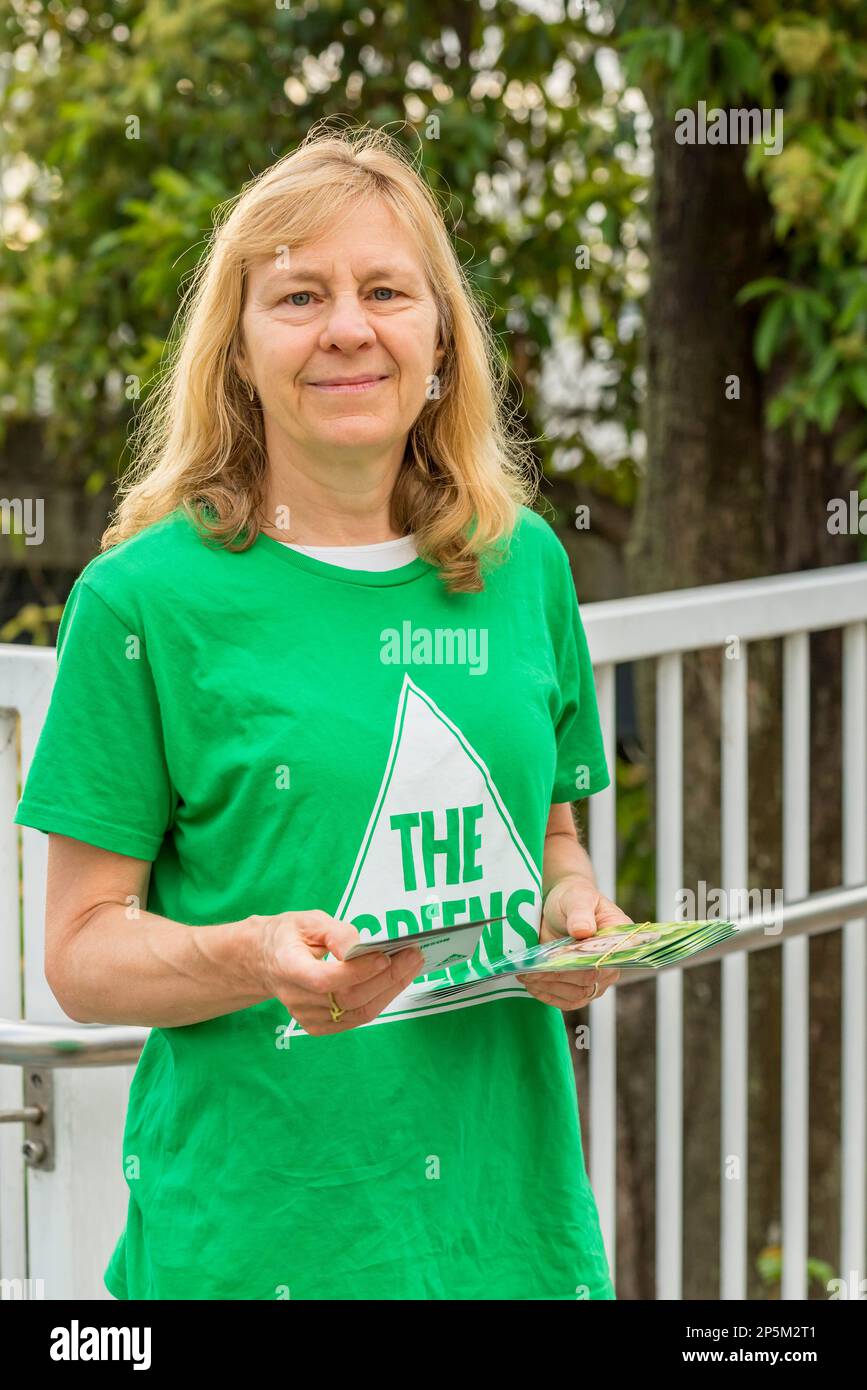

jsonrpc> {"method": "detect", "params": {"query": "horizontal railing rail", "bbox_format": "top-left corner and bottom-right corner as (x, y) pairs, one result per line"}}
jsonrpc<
(1, 879), (865, 1066)
(581, 561), (867, 661)
(582, 560), (867, 1303)
(0, 1020), (150, 1068)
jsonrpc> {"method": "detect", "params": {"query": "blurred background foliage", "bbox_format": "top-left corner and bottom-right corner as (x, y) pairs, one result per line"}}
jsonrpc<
(2, 0), (867, 507)
(0, 0), (643, 505)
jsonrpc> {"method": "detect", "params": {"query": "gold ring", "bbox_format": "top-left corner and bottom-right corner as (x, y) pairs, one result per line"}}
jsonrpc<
(328, 991), (345, 1022)
(585, 980), (599, 1001)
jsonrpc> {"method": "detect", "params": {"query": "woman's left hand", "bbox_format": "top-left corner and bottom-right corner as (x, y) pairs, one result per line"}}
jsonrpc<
(516, 875), (632, 1011)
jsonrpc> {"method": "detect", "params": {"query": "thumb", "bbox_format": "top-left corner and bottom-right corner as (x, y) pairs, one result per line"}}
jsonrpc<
(543, 882), (598, 941)
(564, 904), (598, 940)
(295, 910), (361, 962)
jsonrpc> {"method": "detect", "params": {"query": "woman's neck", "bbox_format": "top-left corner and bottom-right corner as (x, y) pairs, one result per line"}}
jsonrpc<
(259, 516), (407, 546)
(259, 465), (407, 547)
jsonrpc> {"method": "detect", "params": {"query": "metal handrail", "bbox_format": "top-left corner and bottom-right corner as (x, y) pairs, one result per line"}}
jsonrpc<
(0, 1020), (149, 1067)
(581, 561), (867, 663)
(616, 880), (867, 986)
(0, 882), (864, 1065)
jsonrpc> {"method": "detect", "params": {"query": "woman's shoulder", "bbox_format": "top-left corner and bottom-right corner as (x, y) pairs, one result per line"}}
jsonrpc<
(507, 502), (571, 572)
(69, 505), (207, 621)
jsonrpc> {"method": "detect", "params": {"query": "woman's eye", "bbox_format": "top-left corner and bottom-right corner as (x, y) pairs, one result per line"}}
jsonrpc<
(281, 287), (399, 306)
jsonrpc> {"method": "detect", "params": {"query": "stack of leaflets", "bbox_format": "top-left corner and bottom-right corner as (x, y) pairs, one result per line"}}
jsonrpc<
(412, 917), (739, 1004)
(343, 917), (739, 1005)
(343, 915), (507, 973)
(482, 918), (738, 976)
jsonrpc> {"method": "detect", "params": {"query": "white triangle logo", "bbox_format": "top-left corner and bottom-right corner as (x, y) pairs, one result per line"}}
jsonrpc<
(287, 673), (543, 1035)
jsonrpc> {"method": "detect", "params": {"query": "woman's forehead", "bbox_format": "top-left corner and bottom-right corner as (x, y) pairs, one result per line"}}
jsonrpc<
(245, 233), (430, 293)
(250, 197), (412, 260)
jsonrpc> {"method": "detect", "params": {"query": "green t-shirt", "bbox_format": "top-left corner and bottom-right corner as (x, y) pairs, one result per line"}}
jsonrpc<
(14, 501), (614, 1300)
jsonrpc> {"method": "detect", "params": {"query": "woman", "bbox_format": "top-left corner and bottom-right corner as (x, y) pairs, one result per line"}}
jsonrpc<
(14, 124), (632, 1301)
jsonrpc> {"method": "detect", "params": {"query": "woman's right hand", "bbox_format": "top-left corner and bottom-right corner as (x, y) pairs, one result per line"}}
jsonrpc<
(254, 910), (425, 1036)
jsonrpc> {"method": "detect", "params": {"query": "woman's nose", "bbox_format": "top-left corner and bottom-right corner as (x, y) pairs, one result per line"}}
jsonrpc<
(320, 293), (376, 350)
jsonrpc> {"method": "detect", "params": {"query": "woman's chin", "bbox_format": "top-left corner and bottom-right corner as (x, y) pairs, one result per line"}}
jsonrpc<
(308, 422), (401, 451)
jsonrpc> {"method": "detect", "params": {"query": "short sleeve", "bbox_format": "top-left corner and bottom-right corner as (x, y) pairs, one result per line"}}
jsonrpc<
(550, 555), (611, 803)
(13, 577), (174, 860)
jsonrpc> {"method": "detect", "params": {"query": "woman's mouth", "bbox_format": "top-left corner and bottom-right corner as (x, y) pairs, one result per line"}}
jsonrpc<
(308, 375), (390, 394)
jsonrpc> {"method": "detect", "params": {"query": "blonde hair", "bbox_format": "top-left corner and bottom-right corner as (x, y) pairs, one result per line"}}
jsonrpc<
(102, 121), (539, 592)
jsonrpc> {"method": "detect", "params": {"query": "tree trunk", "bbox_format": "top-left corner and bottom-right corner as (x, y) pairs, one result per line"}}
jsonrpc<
(614, 83), (858, 1300)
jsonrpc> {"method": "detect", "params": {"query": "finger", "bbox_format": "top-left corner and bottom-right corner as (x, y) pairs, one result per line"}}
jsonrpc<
(550, 966), (619, 992)
(557, 894), (599, 940)
(566, 968), (619, 987)
(519, 967), (614, 1004)
(303, 955), (422, 1033)
(518, 975), (600, 1009)
(524, 965), (602, 985)
(294, 910), (367, 961)
(322, 948), (425, 1012)
(295, 912), (425, 983)
(521, 981), (587, 1009)
(564, 912), (599, 939)
(279, 941), (391, 998)
(595, 897), (634, 929)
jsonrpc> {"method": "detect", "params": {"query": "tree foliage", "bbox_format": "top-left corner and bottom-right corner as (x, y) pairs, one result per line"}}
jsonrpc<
(617, 0), (867, 470)
(0, 0), (645, 517)
(2, 0), (865, 512)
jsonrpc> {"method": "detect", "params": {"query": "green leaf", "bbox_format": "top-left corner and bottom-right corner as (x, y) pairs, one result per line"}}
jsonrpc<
(673, 31), (710, 105)
(801, 290), (835, 322)
(791, 294), (825, 353)
(847, 365), (867, 410)
(807, 344), (839, 388)
(736, 277), (793, 305)
(837, 154), (867, 228)
(806, 1256), (838, 1287)
(755, 296), (789, 370)
(838, 281), (867, 330)
(832, 117), (867, 152)
(667, 27), (684, 69)
(767, 391), (795, 428)
(719, 34), (764, 96)
(815, 381), (844, 432)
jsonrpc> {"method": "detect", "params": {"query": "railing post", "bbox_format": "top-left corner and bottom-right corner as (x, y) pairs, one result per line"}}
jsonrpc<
(3, 646), (133, 1299)
(721, 643), (749, 1299)
(841, 622), (867, 1290)
(0, 707), (27, 1284)
(588, 661), (618, 1288)
(656, 653), (683, 1300)
(782, 632), (810, 1300)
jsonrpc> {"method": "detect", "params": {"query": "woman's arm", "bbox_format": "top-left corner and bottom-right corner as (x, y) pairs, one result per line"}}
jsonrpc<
(45, 833), (275, 1025)
(44, 833), (422, 1031)
(542, 800), (598, 901)
(521, 800), (630, 1010)
(541, 800), (630, 939)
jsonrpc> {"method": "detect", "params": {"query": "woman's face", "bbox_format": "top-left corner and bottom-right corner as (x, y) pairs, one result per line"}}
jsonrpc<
(238, 198), (445, 462)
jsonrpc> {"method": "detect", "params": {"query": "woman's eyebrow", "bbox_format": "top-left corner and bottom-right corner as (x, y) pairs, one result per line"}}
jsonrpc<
(262, 263), (420, 290)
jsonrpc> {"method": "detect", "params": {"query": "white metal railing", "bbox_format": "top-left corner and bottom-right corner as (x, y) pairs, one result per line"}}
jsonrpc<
(1, 560), (865, 1300)
(583, 561), (867, 1302)
(1, 643), (139, 1298)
